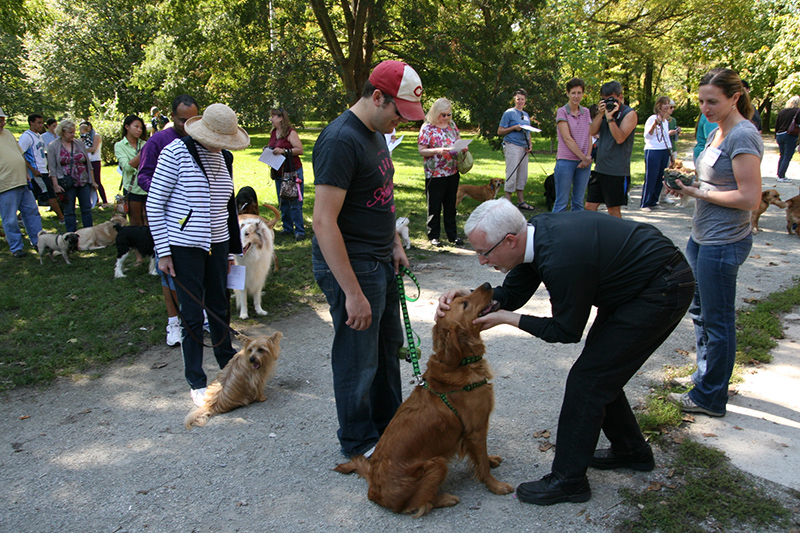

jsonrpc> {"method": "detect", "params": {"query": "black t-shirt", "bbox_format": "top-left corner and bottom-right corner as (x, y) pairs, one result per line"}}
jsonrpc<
(312, 110), (396, 262)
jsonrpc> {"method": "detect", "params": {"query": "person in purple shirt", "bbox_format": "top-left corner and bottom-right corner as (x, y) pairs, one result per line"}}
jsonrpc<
(137, 95), (200, 347)
(137, 95), (199, 193)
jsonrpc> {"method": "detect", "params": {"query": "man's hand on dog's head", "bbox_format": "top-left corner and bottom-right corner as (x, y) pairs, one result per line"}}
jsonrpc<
(435, 288), (471, 322)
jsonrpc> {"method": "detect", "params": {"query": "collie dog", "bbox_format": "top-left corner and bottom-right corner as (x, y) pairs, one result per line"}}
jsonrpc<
(234, 205), (279, 319)
(185, 332), (282, 429)
(334, 283), (512, 516)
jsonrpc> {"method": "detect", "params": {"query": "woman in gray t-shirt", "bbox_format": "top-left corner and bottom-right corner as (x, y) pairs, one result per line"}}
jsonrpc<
(664, 68), (763, 418)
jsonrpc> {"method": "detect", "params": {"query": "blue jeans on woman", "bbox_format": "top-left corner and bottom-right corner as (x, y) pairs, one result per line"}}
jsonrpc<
(553, 159), (591, 212)
(64, 183), (93, 232)
(776, 132), (798, 179)
(274, 167), (305, 237)
(640, 149), (671, 208)
(312, 244), (403, 457)
(171, 242), (237, 390)
(685, 236), (752, 415)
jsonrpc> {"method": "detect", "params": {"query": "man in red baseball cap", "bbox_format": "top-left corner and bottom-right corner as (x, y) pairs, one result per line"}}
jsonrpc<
(311, 60), (423, 458)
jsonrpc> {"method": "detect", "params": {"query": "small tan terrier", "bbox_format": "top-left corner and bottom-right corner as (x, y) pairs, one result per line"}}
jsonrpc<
(185, 332), (282, 429)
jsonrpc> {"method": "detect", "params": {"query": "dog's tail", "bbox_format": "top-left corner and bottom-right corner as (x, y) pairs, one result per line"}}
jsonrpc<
(333, 456), (372, 479)
(184, 407), (212, 430)
(262, 203), (281, 229)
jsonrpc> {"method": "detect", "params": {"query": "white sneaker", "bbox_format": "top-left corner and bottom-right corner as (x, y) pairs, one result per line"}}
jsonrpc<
(191, 387), (207, 407)
(363, 445), (376, 458)
(202, 311), (211, 333)
(166, 321), (181, 347)
(777, 177), (791, 183)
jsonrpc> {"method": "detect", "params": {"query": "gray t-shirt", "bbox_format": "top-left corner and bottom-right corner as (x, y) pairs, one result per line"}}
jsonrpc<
(693, 120), (763, 245)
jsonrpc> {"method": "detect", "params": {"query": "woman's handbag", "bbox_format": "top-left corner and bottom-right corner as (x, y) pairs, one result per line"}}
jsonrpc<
(278, 154), (301, 201)
(456, 150), (474, 174)
(788, 110), (800, 136)
(57, 174), (74, 190)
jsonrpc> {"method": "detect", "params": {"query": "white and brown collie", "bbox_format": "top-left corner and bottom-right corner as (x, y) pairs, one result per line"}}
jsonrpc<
(234, 205), (279, 319)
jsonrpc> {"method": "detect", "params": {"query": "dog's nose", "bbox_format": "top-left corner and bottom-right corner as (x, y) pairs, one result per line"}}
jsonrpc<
(249, 356), (256, 363)
(479, 282), (492, 290)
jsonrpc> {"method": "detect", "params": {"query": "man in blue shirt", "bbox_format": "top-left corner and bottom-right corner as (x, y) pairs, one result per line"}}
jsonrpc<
(498, 89), (534, 210)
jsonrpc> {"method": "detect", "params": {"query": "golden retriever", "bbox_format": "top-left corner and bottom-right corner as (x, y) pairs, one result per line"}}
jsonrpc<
(76, 213), (128, 251)
(334, 283), (513, 517)
(185, 332), (282, 429)
(457, 178), (505, 205)
(785, 195), (800, 238)
(751, 189), (787, 234)
(235, 205), (280, 319)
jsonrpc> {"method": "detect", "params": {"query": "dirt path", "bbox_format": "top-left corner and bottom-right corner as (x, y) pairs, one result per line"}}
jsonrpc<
(2, 138), (799, 532)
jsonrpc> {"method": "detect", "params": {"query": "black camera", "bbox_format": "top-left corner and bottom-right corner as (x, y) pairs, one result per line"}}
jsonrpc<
(602, 97), (618, 110)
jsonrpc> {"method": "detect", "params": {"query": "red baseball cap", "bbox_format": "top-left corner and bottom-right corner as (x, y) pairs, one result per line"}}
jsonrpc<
(369, 60), (425, 121)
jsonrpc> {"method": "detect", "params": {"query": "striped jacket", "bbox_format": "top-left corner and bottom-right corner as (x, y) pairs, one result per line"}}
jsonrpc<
(146, 138), (241, 258)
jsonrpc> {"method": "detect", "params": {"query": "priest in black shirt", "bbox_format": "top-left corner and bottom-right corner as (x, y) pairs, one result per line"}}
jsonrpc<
(437, 199), (694, 506)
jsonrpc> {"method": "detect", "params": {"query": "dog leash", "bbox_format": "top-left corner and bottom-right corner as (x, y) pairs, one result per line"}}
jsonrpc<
(170, 275), (241, 348)
(395, 265), (424, 385)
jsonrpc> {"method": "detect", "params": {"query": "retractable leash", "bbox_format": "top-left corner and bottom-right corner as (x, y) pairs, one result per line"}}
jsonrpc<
(395, 265), (424, 385)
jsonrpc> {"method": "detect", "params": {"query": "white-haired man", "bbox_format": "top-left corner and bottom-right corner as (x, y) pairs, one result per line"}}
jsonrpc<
(437, 199), (694, 505)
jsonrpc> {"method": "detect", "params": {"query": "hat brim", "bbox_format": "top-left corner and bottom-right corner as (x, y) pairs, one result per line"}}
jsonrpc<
(184, 116), (250, 151)
(394, 98), (425, 122)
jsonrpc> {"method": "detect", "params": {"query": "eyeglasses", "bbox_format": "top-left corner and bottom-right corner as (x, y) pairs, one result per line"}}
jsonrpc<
(392, 101), (405, 120)
(440, 112), (452, 117)
(669, 105), (675, 109)
(476, 233), (515, 259)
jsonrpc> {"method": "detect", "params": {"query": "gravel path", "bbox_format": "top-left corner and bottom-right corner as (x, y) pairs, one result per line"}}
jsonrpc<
(2, 139), (799, 532)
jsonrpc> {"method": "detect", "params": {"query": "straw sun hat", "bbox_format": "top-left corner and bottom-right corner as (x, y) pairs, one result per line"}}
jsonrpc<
(185, 103), (250, 151)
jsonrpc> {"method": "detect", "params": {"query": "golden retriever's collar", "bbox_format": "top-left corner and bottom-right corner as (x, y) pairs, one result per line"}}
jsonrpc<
(460, 355), (483, 366)
(421, 379), (489, 419)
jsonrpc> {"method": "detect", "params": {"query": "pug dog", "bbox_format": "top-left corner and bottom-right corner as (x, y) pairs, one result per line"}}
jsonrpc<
(37, 230), (80, 265)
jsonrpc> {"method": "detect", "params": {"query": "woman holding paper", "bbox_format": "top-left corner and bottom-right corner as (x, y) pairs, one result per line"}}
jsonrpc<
(418, 98), (468, 247)
(553, 78), (593, 212)
(267, 108), (305, 240)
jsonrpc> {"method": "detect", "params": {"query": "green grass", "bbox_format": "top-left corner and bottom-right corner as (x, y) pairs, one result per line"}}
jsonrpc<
(620, 439), (790, 532)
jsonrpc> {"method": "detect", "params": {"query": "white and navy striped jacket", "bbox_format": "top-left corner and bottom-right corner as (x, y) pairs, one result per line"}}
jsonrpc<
(147, 138), (241, 258)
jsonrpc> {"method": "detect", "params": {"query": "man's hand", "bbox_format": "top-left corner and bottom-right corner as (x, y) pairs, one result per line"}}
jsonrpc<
(435, 288), (470, 321)
(392, 234), (409, 274)
(472, 309), (521, 331)
(346, 292), (372, 331)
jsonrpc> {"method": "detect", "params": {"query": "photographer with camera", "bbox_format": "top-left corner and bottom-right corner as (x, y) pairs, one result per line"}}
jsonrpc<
(586, 81), (638, 218)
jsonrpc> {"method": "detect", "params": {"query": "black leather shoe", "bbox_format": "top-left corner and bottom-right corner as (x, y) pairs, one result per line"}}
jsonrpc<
(589, 447), (655, 471)
(450, 237), (464, 245)
(516, 473), (591, 506)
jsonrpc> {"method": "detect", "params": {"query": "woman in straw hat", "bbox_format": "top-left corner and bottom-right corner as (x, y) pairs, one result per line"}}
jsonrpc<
(146, 103), (250, 407)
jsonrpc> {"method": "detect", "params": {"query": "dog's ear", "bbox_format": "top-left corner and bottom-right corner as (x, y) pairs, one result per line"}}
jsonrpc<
(268, 331), (282, 348)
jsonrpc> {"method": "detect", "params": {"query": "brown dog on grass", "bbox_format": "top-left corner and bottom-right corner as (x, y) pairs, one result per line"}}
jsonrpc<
(751, 189), (787, 234)
(334, 283), (513, 517)
(184, 332), (282, 429)
(785, 195), (800, 238)
(457, 178), (505, 205)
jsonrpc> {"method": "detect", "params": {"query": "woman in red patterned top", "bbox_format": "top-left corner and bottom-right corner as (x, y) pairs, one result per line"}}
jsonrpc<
(417, 98), (467, 247)
(267, 108), (305, 240)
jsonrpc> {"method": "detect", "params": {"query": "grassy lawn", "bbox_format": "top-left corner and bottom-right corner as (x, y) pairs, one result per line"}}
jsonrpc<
(1, 121), (661, 390)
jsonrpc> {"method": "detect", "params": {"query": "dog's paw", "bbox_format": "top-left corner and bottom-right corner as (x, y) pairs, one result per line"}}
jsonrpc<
(333, 461), (357, 474)
(488, 455), (503, 468)
(488, 481), (514, 495)
(255, 307), (268, 316)
(239, 312), (249, 319)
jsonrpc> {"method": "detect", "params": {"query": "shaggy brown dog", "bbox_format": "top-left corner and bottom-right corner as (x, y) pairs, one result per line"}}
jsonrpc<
(185, 332), (282, 429)
(75, 213), (128, 251)
(456, 178), (505, 205)
(785, 195), (800, 238)
(751, 189), (787, 234)
(334, 283), (513, 517)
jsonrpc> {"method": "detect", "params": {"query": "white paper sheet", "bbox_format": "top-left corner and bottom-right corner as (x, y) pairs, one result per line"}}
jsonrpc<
(385, 134), (404, 152)
(452, 138), (472, 151)
(520, 125), (542, 133)
(258, 148), (286, 170)
(227, 264), (246, 290)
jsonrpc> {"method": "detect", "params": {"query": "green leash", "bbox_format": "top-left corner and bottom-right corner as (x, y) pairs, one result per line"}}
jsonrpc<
(396, 265), (424, 384)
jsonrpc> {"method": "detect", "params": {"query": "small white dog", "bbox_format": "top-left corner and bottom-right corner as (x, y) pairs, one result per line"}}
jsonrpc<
(37, 230), (80, 264)
(396, 217), (411, 249)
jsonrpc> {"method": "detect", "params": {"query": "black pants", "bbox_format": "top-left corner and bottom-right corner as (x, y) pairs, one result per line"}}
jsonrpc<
(425, 172), (460, 241)
(551, 252), (695, 483)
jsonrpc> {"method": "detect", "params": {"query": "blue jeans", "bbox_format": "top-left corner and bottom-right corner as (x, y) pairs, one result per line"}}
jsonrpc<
(64, 183), (93, 232)
(641, 149), (671, 208)
(171, 242), (236, 389)
(312, 245), (403, 456)
(686, 236), (752, 414)
(0, 185), (42, 253)
(274, 167), (305, 236)
(776, 132), (798, 179)
(553, 159), (591, 212)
